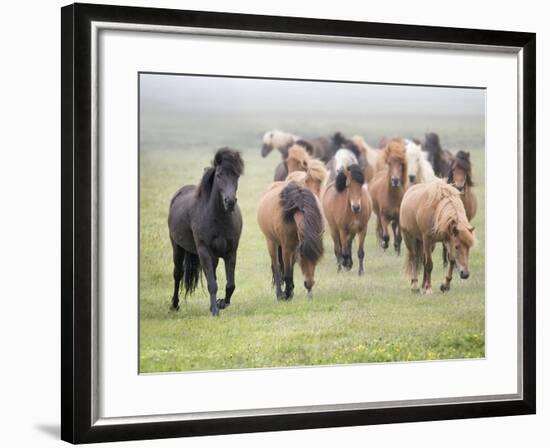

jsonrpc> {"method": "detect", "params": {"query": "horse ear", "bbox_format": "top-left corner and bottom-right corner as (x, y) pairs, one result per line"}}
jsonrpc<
(335, 170), (346, 192)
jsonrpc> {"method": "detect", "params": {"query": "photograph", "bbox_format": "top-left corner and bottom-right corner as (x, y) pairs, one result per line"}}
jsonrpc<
(139, 73), (486, 374)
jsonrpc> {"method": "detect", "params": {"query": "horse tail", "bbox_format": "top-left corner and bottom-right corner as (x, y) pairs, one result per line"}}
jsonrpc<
(280, 183), (324, 263)
(405, 238), (423, 275)
(181, 249), (201, 296)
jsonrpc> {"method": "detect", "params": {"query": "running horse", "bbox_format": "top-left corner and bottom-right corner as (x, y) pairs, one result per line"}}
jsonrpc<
(168, 148), (244, 316)
(400, 180), (475, 294)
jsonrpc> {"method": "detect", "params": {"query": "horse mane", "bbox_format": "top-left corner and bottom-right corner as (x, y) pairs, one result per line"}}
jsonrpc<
(332, 132), (362, 159)
(333, 148), (358, 172)
(335, 164), (364, 193)
(294, 139), (314, 155)
(425, 181), (475, 245)
(423, 132), (442, 156)
(306, 158), (327, 184)
(352, 135), (378, 169)
(196, 148), (244, 199)
(287, 144), (309, 172)
(280, 182), (324, 263)
(448, 150), (474, 186)
(382, 139), (408, 186)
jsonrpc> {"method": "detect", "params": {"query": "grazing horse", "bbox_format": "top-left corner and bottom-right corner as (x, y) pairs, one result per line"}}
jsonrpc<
(168, 148), (244, 316)
(257, 182), (324, 300)
(443, 150), (477, 266)
(323, 164), (372, 274)
(401, 180), (475, 293)
(369, 139), (408, 254)
(423, 132), (454, 178)
(404, 139), (436, 184)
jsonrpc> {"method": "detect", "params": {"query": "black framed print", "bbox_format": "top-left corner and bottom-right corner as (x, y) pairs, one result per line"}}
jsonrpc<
(61, 3), (536, 444)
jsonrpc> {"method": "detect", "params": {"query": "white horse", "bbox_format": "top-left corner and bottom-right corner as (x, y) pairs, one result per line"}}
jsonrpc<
(404, 139), (435, 184)
(261, 129), (298, 158)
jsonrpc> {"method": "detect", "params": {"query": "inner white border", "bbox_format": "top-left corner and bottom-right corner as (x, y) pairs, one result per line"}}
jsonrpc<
(96, 25), (519, 420)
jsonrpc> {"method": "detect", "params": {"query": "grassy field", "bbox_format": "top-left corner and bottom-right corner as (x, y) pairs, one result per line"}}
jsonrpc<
(139, 117), (485, 373)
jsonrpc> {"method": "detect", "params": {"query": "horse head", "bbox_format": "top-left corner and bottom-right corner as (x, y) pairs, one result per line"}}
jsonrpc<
(335, 164), (365, 214)
(405, 140), (422, 184)
(446, 220), (475, 279)
(448, 151), (473, 192)
(383, 139), (408, 188)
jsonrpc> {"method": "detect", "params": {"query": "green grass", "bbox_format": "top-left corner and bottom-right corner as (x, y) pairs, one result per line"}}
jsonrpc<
(139, 118), (485, 373)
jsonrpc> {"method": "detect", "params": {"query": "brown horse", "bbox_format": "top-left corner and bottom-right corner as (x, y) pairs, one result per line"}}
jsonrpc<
(286, 156), (327, 198)
(323, 164), (372, 274)
(351, 135), (380, 183)
(400, 180), (475, 294)
(369, 139), (408, 254)
(257, 181), (324, 300)
(443, 150), (477, 266)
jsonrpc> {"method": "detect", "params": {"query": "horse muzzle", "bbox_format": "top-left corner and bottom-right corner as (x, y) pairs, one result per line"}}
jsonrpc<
(351, 203), (361, 214)
(261, 144), (272, 157)
(408, 174), (417, 183)
(455, 185), (465, 193)
(391, 177), (401, 188)
(223, 197), (237, 212)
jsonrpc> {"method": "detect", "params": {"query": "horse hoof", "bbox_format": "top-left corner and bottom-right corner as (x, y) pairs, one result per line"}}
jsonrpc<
(358, 270), (364, 276)
(170, 303), (180, 311)
(440, 284), (450, 293)
(306, 291), (313, 300)
(216, 298), (227, 309)
(381, 242), (389, 250)
(424, 287), (433, 295)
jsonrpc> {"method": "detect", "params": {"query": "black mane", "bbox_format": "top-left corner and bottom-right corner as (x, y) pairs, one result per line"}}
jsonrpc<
(332, 132), (362, 159)
(448, 150), (474, 186)
(196, 148), (244, 199)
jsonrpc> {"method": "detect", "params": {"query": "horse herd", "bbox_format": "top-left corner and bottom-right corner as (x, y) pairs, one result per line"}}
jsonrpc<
(168, 130), (477, 316)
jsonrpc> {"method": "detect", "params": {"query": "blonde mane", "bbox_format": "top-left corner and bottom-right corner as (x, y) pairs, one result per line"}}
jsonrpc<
(352, 135), (378, 169)
(287, 144), (309, 173)
(425, 180), (475, 245)
(286, 157), (327, 196)
(405, 139), (435, 183)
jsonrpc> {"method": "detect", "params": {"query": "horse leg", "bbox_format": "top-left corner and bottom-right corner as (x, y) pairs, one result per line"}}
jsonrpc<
(440, 257), (455, 292)
(267, 240), (284, 300)
(442, 244), (449, 267)
(404, 234), (419, 293)
(357, 227), (367, 276)
(281, 245), (295, 300)
(170, 241), (184, 311)
(331, 227), (343, 272)
(339, 228), (352, 271)
(218, 252), (236, 309)
(422, 237), (435, 294)
(392, 221), (403, 255)
(379, 215), (390, 250)
(197, 246), (219, 316)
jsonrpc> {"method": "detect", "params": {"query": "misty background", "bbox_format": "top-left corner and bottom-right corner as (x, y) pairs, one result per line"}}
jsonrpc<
(140, 74), (485, 153)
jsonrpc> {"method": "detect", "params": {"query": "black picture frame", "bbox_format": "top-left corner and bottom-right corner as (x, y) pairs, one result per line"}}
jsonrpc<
(61, 2), (536, 444)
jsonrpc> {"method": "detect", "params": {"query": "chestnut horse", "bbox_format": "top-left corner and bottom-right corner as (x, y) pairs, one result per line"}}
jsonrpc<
(369, 139), (408, 254)
(257, 181), (324, 300)
(323, 164), (372, 274)
(286, 156), (327, 198)
(400, 180), (475, 294)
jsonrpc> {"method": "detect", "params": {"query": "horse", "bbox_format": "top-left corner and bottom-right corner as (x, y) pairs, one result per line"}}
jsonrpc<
(351, 135), (380, 182)
(270, 132), (355, 181)
(443, 150), (477, 266)
(404, 139), (436, 184)
(168, 148), (244, 316)
(326, 148), (359, 182)
(322, 164), (372, 274)
(368, 139), (408, 254)
(257, 181), (324, 300)
(423, 132), (454, 178)
(400, 180), (475, 294)
(261, 129), (298, 159)
(286, 157), (327, 198)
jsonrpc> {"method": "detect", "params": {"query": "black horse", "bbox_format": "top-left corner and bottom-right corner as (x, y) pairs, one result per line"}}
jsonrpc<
(423, 132), (454, 178)
(168, 148), (244, 316)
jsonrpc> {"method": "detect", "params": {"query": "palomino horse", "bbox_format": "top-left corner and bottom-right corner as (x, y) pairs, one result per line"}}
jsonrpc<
(423, 132), (454, 178)
(404, 139), (436, 184)
(168, 148), (244, 316)
(323, 164), (372, 274)
(400, 180), (475, 294)
(257, 181), (324, 300)
(369, 139), (408, 254)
